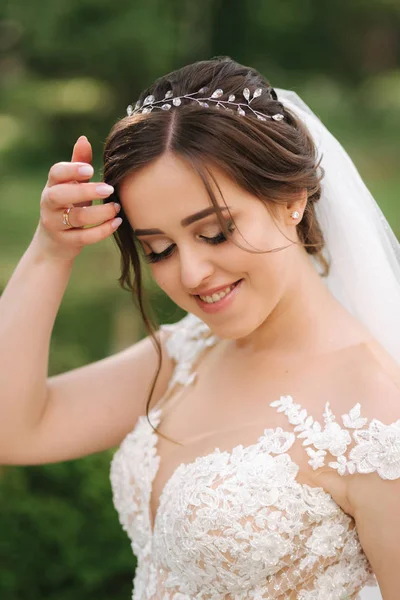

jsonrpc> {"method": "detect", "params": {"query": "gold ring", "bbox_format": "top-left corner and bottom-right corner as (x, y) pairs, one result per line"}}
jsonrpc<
(62, 207), (73, 228)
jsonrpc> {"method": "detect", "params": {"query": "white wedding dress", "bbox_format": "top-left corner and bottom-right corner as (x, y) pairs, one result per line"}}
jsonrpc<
(110, 313), (396, 599)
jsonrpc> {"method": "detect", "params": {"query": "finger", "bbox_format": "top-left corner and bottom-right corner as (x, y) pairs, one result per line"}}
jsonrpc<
(47, 162), (96, 187)
(58, 202), (121, 229)
(65, 216), (123, 246)
(44, 182), (114, 209)
(71, 135), (93, 165)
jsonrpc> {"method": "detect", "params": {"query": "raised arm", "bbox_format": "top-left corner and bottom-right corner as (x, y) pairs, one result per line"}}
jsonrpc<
(0, 137), (173, 465)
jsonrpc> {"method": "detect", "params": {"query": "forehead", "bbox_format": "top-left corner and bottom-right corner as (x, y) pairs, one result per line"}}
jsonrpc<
(119, 153), (245, 227)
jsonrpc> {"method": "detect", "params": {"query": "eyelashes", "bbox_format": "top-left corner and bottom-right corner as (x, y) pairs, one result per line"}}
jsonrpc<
(143, 222), (235, 264)
(144, 244), (176, 264)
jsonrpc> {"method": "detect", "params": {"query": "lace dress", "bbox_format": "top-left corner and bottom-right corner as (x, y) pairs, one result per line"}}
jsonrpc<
(110, 313), (398, 599)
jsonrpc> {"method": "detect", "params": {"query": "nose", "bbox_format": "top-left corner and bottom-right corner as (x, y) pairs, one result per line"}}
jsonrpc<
(179, 245), (215, 292)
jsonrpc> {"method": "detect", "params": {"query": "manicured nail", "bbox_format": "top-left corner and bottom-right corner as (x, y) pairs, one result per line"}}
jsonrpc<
(112, 217), (122, 229)
(114, 203), (121, 213)
(78, 164), (94, 177)
(96, 184), (114, 197)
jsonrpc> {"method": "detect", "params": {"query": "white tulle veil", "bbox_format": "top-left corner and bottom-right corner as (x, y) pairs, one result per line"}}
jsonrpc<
(276, 89), (400, 365)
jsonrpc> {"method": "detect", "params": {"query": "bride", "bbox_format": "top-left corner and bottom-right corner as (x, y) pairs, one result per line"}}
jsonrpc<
(1, 56), (399, 599)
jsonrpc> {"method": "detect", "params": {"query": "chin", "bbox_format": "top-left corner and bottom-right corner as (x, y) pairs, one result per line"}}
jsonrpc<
(199, 311), (268, 341)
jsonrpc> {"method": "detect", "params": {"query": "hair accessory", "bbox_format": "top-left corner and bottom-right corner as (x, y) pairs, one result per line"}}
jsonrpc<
(62, 206), (73, 228)
(291, 211), (300, 219)
(127, 87), (285, 122)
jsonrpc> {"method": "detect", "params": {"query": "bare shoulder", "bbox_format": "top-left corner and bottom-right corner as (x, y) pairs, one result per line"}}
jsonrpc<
(332, 338), (400, 504)
(290, 337), (400, 512)
(319, 334), (400, 420)
(349, 338), (400, 421)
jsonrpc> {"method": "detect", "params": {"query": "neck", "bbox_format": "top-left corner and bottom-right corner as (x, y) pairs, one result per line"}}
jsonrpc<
(233, 252), (357, 358)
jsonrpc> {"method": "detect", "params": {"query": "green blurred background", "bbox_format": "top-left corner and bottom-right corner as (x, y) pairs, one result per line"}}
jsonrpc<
(0, 1), (399, 598)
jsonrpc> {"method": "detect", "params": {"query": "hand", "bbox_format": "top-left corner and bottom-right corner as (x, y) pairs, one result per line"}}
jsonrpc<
(34, 136), (122, 262)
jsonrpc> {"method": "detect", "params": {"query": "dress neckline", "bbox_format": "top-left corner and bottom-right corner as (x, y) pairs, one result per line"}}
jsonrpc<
(146, 402), (336, 537)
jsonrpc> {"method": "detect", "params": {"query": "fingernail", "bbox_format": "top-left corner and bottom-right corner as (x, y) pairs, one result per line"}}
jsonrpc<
(112, 217), (122, 229)
(96, 184), (114, 197)
(114, 203), (121, 213)
(78, 165), (94, 177)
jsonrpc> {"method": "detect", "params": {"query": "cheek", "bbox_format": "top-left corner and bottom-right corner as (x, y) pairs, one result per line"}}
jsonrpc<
(229, 226), (283, 274)
(245, 243), (291, 297)
(246, 217), (287, 252)
(150, 263), (180, 297)
(235, 215), (292, 283)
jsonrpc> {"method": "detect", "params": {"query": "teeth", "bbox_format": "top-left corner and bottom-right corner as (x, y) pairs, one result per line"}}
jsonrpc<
(199, 284), (234, 304)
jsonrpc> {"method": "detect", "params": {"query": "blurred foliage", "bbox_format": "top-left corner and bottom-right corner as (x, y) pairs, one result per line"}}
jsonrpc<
(0, 0), (399, 598)
(0, 456), (134, 600)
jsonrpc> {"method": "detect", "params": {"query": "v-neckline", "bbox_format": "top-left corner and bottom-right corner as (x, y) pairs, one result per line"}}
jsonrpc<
(146, 402), (331, 537)
(148, 419), (273, 535)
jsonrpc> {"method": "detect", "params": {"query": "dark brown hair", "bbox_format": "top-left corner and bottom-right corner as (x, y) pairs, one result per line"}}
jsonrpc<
(102, 56), (327, 434)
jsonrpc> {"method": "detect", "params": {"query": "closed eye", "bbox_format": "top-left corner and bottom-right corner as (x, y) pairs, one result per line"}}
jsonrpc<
(143, 223), (235, 264)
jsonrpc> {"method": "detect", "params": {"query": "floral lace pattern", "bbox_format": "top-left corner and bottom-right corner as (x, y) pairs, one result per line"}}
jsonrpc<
(110, 314), (383, 599)
(270, 395), (400, 479)
(161, 313), (218, 390)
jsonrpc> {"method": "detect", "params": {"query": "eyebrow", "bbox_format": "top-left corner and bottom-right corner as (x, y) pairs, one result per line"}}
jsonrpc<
(133, 206), (230, 236)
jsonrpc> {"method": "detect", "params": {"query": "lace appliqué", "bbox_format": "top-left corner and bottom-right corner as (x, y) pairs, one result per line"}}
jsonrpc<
(161, 313), (218, 389)
(110, 316), (378, 599)
(150, 427), (372, 599)
(297, 559), (376, 600)
(271, 395), (400, 480)
(110, 407), (162, 556)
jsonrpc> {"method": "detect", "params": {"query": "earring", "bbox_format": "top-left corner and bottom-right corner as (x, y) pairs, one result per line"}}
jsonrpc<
(290, 211), (300, 219)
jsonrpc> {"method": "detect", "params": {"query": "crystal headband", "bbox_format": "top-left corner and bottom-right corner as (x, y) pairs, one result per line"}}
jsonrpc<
(127, 86), (285, 122)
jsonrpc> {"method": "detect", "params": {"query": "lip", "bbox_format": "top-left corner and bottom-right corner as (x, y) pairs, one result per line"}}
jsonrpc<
(193, 280), (241, 297)
(194, 279), (243, 314)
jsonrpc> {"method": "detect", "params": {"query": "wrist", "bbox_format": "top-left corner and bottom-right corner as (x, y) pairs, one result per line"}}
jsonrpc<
(29, 228), (77, 270)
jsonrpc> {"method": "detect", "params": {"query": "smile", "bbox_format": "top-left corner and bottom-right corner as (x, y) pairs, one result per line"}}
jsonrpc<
(198, 283), (237, 304)
(195, 279), (243, 313)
